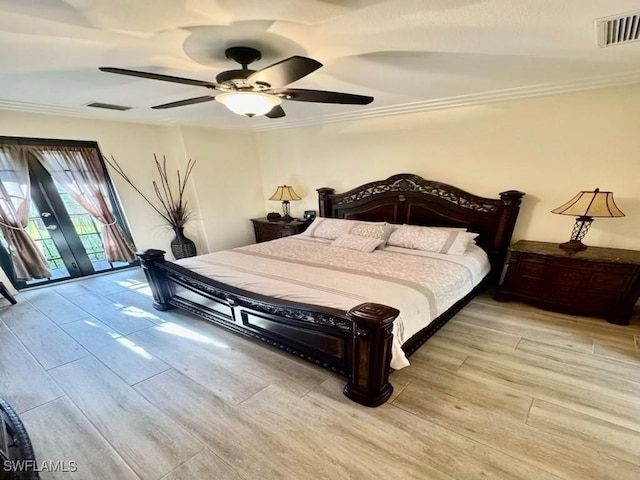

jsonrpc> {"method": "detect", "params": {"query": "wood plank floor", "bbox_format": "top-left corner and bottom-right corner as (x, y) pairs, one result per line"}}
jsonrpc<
(0, 268), (639, 479)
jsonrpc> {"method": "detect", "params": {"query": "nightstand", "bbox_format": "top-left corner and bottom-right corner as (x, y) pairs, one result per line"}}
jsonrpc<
(251, 217), (310, 243)
(496, 240), (640, 325)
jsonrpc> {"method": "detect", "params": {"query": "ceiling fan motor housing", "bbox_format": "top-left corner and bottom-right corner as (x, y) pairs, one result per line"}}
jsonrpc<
(225, 46), (261, 67)
(215, 69), (256, 84)
(217, 47), (263, 85)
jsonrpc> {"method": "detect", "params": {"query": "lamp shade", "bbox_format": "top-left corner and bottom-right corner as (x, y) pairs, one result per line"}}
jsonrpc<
(269, 185), (302, 202)
(216, 92), (281, 117)
(551, 189), (624, 218)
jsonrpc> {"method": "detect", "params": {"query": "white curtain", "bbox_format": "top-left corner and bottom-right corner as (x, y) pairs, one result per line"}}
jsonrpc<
(34, 147), (136, 263)
(0, 146), (51, 280)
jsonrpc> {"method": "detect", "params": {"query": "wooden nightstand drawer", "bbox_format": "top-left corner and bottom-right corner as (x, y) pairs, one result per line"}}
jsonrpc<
(497, 240), (640, 325)
(508, 276), (546, 297)
(547, 285), (582, 303)
(518, 260), (548, 279)
(582, 290), (621, 308)
(588, 271), (629, 291)
(260, 223), (294, 237)
(251, 218), (310, 243)
(554, 269), (589, 286)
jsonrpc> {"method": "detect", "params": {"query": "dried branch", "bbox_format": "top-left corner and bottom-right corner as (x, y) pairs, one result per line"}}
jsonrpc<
(104, 154), (196, 228)
(156, 154), (175, 211)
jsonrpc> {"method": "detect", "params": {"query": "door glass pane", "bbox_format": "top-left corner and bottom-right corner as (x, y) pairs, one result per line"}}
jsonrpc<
(25, 202), (70, 284)
(54, 180), (131, 272)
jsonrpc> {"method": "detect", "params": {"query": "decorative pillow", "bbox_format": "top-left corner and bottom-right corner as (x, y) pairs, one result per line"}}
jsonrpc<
(387, 225), (478, 255)
(446, 232), (479, 255)
(349, 222), (395, 246)
(301, 218), (393, 243)
(301, 218), (355, 240)
(331, 234), (384, 253)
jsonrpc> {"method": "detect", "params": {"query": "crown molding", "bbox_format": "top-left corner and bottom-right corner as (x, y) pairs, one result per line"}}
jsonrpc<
(1, 70), (640, 131)
(251, 70), (640, 131)
(0, 99), (178, 126)
(0, 99), (94, 117)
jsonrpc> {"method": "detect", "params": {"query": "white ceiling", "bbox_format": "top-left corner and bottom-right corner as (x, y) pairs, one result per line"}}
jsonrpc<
(1, 0), (639, 130)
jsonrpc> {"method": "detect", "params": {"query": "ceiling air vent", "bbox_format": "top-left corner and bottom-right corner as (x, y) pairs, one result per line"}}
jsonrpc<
(596, 11), (640, 47)
(86, 102), (132, 111)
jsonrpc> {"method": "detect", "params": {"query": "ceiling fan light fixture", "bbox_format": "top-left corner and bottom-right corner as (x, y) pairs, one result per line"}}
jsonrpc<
(101, 48), (373, 119)
(216, 92), (281, 117)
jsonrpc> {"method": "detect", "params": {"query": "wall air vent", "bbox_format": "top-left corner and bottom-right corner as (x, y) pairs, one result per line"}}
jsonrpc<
(596, 11), (640, 47)
(86, 102), (132, 111)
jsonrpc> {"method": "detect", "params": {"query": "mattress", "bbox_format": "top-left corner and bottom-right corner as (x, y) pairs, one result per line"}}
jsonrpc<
(177, 235), (490, 369)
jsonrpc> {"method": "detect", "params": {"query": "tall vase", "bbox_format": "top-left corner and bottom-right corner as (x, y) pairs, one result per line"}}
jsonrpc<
(171, 227), (197, 259)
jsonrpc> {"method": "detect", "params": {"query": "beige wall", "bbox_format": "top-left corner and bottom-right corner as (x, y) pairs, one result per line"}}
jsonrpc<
(256, 85), (640, 250)
(178, 125), (264, 251)
(0, 110), (263, 291)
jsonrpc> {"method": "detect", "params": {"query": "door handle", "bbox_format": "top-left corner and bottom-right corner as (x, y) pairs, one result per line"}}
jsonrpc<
(45, 224), (58, 230)
(41, 212), (52, 218)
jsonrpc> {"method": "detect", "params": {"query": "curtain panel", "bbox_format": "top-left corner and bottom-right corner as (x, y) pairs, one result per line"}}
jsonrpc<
(33, 146), (136, 263)
(0, 146), (51, 280)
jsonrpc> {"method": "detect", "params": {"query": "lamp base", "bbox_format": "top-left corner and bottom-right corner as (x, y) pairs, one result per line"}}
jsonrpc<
(559, 240), (587, 252)
(281, 214), (294, 223)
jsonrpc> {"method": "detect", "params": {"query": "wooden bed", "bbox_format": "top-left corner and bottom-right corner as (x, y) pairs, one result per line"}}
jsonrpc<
(138, 174), (524, 407)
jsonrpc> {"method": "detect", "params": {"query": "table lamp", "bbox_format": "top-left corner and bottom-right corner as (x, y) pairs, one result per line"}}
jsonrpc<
(551, 188), (624, 251)
(269, 185), (301, 222)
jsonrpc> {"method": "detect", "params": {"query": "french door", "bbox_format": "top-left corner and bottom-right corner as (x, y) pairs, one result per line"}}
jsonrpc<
(8, 155), (136, 289)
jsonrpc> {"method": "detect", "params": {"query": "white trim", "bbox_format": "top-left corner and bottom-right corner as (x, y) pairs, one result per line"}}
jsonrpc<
(252, 70), (640, 131)
(2, 70), (640, 131)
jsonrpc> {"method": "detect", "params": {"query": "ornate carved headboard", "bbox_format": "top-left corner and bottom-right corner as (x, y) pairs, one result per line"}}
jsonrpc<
(317, 173), (524, 284)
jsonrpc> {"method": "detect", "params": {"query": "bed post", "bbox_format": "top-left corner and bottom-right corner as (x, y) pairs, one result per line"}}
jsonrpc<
(498, 190), (525, 239)
(488, 190), (525, 284)
(316, 187), (335, 217)
(344, 303), (399, 407)
(137, 249), (175, 311)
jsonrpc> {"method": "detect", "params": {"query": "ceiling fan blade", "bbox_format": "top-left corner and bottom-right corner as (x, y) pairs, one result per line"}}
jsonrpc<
(273, 88), (373, 105)
(99, 67), (218, 88)
(265, 105), (286, 119)
(247, 56), (322, 87)
(151, 96), (216, 109)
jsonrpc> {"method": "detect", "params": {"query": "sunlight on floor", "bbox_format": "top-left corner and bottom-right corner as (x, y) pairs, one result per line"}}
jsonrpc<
(114, 278), (146, 289)
(112, 302), (163, 322)
(116, 337), (153, 360)
(131, 286), (153, 297)
(117, 277), (153, 297)
(156, 322), (229, 348)
(82, 320), (121, 339)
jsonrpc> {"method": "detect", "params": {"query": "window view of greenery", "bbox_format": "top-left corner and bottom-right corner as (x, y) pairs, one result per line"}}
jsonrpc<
(54, 181), (109, 265)
(24, 181), (124, 283)
(26, 202), (68, 278)
(0, 150), (135, 288)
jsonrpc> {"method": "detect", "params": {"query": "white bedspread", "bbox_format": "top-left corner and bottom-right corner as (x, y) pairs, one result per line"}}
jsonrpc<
(177, 235), (490, 369)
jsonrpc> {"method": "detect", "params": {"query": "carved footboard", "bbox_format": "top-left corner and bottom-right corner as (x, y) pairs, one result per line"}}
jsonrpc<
(138, 249), (399, 407)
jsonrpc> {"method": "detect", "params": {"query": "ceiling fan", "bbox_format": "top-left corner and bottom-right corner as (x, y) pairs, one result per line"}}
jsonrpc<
(99, 46), (374, 119)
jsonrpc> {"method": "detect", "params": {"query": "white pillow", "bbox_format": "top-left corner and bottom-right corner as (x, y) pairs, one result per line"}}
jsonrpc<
(387, 225), (478, 255)
(331, 234), (384, 253)
(302, 217), (393, 245)
(301, 218), (355, 240)
(349, 222), (395, 246)
(446, 232), (479, 255)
